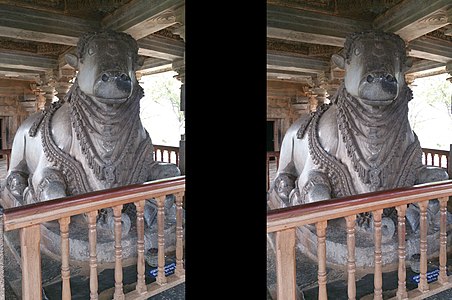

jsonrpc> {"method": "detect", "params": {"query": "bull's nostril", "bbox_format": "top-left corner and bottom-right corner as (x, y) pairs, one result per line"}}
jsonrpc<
(366, 75), (374, 83)
(386, 74), (393, 82)
(120, 74), (130, 81)
(102, 74), (109, 82)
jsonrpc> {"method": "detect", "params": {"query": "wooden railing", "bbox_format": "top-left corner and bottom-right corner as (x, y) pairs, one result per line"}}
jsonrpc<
(267, 180), (452, 299)
(0, 149), (11, 171)
(0, 176), (185, 299)
(153, 145), (179, 166)
(267, 147), (452, 191)
(267, 151), (280, 191)
(421, 147), (451, 176)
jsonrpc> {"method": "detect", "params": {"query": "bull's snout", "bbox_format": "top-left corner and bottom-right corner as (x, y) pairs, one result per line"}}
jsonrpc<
(365, 72), (396, 84)
(93, 70), (133, 102)
(101, 72), (131, 84)
(358, 71), (398, 104)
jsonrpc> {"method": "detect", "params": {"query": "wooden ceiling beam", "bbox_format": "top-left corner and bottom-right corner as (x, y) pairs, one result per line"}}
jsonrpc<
(102, 0), (184, 40)
(0, 51), (56, 72)
(267, 52), (330, 74)
(267, 4), (371, 47)
(408, 36), (452, 63)
(374, 0), (452, 42)
(137, 35), (184, 60)
(0, 4), (99, 46)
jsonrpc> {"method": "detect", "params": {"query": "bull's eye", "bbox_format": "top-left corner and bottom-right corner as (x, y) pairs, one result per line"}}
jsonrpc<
(88, 47), (95, 56)
(354, 47), (361, 56)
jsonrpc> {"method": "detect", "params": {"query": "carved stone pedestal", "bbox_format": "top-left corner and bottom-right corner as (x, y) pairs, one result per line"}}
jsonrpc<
(40, 214), (183, 266)
(296, 218), (452, 272)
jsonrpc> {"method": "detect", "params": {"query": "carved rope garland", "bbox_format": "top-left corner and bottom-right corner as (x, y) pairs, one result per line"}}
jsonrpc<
(34, 80), (153, 196)
(305, 84), (423, 199)
(334, 84), (421, 191)
(307, 103), (356, 198)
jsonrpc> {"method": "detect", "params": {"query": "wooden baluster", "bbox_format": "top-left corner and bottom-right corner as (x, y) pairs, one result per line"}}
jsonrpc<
(160, 150), (164, 162)
(266, 155), (270, 191)
(135, 201), (147, 294)
(418, 201), (429, 292)
(448, 144), (452, 178)
(438, 197), (448, 284)
(345, 215), (356, 300)
(113, 205), (125, 299)
(153, 149), (157, 161)
(175, 151), (179, 166)
(275, 228), (297, 300)
(423, 153), (427, 165)
(439, 154), (443, 168)
(373, 209), (383, 300)
(59, 217), (71, 300)
(175, 193), (185, 277)
(317, 221), (328, 300)
(156, 196), (167, 285)
(20, 225), (42, 300)
(87, 211), (98, 300)
(0, 208), (5, 300)
(396, 205), (408, 299)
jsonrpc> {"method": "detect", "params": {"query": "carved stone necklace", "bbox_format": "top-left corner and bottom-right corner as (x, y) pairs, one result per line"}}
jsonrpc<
(68, 80), (147, 187)
(335, 84), (418, 190)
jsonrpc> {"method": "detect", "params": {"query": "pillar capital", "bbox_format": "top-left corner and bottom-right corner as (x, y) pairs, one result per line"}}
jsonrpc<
(172, 56), (185, 83)
(446, 61), (452, 82)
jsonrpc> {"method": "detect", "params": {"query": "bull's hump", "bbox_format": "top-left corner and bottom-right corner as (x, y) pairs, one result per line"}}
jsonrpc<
(50, 103), (72, 152)
(317, 106), (339, 155)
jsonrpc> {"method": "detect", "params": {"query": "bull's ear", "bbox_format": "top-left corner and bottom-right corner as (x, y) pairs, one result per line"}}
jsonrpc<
(332, 53), (345, 69)
(136, 56), (145, 68)
(65, 53), (78, 69)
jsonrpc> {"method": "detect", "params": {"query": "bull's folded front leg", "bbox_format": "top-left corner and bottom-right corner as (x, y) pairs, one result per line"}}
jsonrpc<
(301, 170), (332, 203)
(148, 161), (181, 181)
(35, 168), (67, 202)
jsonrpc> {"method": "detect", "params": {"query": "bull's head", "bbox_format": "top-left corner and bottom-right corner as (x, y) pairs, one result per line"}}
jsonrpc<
(65, 30), (145, 104)
(332, 31), (412, 106)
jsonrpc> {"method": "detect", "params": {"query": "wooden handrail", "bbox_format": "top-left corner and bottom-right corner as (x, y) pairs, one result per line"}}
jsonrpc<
(3, 176), (185, 231)
(267, 179), (452, 232)
(153, 144), (180, 166)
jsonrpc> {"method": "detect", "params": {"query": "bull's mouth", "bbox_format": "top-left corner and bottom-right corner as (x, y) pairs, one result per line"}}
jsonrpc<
(358, 74), (398, 106)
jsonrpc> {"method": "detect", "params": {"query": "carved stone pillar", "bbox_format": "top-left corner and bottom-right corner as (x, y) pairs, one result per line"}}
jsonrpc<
(172, 55), (185, 175)
(313, 87), (328, 106)
(39, 70), (57, 109)
(55, 68), (76, 102)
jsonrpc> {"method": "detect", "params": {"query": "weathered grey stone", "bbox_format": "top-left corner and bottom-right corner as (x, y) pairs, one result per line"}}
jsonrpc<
(269, 30), (449, 269)
(2, 30), (182, 262)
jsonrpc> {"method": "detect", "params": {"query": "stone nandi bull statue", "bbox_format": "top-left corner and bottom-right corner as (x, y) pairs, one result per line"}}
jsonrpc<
(2, 30), (180, 262)
(270, 31), (448, 234)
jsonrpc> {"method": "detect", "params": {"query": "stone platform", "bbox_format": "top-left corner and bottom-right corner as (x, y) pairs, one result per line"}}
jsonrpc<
(297, 218), (452, 270)
(267, 232), (452, 299)
(4, 229), (184, 299)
